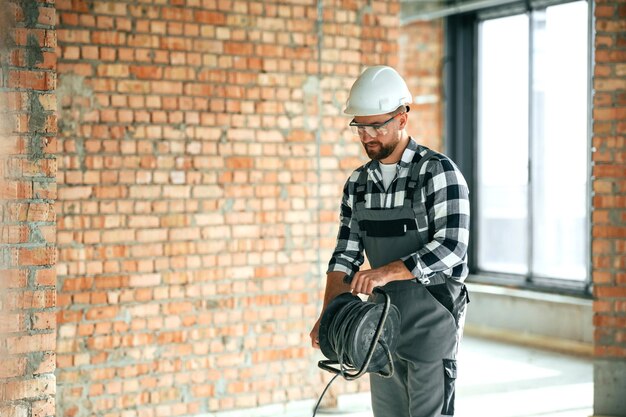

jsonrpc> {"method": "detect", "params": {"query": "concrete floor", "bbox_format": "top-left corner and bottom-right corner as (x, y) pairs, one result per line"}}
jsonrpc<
(455, 336), (593, 417)
(313, 335), (593, 417)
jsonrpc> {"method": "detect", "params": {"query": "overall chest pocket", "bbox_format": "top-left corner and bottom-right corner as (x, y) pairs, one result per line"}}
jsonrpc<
(358, 218), (417, 238)
(355, 206), (423, 269)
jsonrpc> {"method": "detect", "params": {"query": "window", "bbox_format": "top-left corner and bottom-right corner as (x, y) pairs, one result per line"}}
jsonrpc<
(477, 14), (530, 275)
(446, 0), (591, 292)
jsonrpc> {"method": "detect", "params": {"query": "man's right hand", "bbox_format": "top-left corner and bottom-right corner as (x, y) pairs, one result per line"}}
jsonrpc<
(309, 317), (322, 349)
(309, 271), (352, 350)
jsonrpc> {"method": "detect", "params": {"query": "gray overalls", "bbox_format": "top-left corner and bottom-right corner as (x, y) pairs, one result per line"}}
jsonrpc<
(353, 150), (469, 417)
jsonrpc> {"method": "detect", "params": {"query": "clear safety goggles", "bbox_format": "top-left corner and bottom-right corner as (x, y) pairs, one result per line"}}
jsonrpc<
(349, 113), (400, 138)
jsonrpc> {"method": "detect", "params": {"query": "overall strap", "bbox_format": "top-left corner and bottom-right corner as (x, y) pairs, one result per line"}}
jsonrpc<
(405, 149), (436, 204)
(354, 165), (370, 210)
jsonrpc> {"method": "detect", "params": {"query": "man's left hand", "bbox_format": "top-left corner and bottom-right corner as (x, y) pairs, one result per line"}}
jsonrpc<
(350, 260), (413, 295)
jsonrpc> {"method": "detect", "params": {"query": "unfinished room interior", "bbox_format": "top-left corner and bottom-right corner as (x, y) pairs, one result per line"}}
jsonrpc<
(1, 0), (625, 416)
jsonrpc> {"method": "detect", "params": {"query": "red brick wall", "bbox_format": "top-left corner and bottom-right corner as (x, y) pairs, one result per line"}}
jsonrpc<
(0, 0), (58, 416)
(592, 0), (626, 412)
(592, 0), (626, 358)
(5, 0), (623, 414)
(54, 1), (399, 415)
(398, 19), (444, 151)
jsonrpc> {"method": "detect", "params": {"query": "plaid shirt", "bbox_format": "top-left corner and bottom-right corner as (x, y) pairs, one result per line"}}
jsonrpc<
(327, 138), (470, 282)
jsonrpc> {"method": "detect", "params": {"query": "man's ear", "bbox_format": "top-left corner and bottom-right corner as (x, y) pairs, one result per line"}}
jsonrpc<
(398, 112), (408, 130)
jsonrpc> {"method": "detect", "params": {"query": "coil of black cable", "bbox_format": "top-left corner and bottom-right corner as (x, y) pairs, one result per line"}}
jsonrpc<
(312, 290), (401, 417)
(318, 292), (400, 376)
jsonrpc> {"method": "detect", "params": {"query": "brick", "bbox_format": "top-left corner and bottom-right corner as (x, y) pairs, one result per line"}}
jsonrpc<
(129, 65), (164, 80)
(0, 269), (28, 289)
(8, 70), (55, 91)
(0, 313), (24, 333)
(32, 397), (55, 417)
(594, 226), (626, 238)
(594, 164), (626, 177)
(13, 28), (57, 49)
(58, 186), (93, 200)
(85, 306), (119, 321)
(616, 301), (626, 312)
(596, 49), (626, 64)
(35, 268), (56, 286)
(2, 377), (55, 401)
(32, 181), (57, 200)
(91, 30), (126, 45)
(1, 225), (29, 244)
(93, 1), (128, 16)
(596, 286), (626, 298)
(18, 247), (56, 266)
(194, 11), (226, 24)
(0, 358), (26, 379)
(594, 107), (626, 121)
(22, 289), (56, 309)
(597, 19), (626, 33)
(594, 300), (614, 313)
(32, 311), (56, 330)
(97, 64), (129, 78)
(7, 333), (56, 355)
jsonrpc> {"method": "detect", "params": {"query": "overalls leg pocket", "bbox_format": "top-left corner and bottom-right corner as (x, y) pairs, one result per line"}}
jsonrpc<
(442, 358), (457, 415)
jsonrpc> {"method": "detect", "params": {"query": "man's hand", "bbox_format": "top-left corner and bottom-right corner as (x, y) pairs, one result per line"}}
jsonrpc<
(310, 317), (321, 349)
(350, 268), (389, 295)
(309, 271), (351, 349)
(350, 260), (414, 295)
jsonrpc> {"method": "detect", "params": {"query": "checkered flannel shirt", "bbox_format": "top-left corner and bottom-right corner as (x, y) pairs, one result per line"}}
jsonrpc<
(327, 137), (470, 282)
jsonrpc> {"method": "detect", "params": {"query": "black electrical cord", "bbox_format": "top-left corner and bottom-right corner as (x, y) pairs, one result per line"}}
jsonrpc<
(311, 373), (340, 417)
(312, 290), (395, 417)
(328, 299), (383, 373)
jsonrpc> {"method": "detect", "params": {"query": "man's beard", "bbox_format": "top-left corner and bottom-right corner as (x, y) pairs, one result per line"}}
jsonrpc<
(363, 134), (399, 161)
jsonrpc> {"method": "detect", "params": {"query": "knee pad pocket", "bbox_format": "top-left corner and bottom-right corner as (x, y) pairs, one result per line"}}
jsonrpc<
(442, 358), (457, 415)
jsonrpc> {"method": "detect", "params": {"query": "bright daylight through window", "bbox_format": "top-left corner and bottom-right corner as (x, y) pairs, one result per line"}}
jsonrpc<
(476, 1), (589, 282)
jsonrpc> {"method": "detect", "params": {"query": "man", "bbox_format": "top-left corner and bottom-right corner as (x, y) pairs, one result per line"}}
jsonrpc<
(310, 66), (470, 417)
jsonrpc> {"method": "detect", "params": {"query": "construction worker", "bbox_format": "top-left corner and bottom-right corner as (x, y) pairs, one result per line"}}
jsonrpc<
(310, 65), (471, 417)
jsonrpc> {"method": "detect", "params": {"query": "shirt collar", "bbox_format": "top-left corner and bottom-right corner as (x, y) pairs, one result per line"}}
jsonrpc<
(398, 137), (419, 169)
(368, 136), (418, 168)
(366, 137), (419, 185)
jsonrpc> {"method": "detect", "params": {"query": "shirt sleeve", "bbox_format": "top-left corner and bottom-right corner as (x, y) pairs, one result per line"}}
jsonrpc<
(326, 178), (365, 279)
(401, 157), (470, 279)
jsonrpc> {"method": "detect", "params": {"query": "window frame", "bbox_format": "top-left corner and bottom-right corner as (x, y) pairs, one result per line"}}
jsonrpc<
(444, 0), (594, 296)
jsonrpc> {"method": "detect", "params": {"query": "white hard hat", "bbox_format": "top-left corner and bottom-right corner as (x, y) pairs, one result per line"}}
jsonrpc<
(344, 65), (412, 116)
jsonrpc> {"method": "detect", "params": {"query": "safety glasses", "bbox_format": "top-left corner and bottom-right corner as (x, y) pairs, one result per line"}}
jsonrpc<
(349, 113), (401, 138)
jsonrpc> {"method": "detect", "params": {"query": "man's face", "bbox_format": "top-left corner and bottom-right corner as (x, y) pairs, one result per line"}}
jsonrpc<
(352, 113), (403, 161)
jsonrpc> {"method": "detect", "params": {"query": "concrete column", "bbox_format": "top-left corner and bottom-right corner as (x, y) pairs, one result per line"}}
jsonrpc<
(593, 359), (626, 417)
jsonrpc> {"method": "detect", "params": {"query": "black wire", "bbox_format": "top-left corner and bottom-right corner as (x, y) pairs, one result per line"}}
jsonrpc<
(311, 373), (340, 417)
(311, 298), (386, 417)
